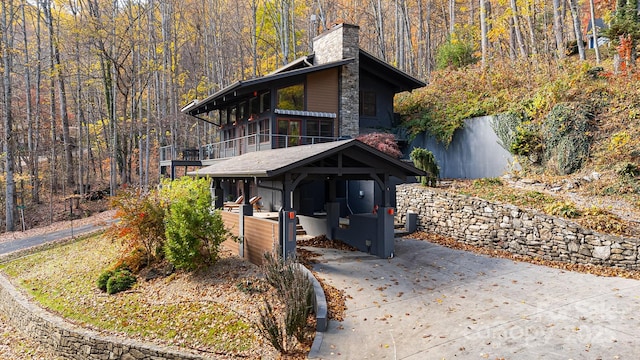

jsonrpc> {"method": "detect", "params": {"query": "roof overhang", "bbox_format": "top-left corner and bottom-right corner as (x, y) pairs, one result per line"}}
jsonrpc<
(359, 49), (426, 92)
(189, 139), (424, 181)
(181, 58), (354, 117)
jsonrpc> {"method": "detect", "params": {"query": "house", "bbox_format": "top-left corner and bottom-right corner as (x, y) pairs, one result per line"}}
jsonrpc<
(168, 23), (424, 173)
(585, 18), (609, 49)
(172, 23), (425, 260)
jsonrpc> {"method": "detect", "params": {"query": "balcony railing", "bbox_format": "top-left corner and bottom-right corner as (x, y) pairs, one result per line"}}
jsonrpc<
(160, 133), (339, 162)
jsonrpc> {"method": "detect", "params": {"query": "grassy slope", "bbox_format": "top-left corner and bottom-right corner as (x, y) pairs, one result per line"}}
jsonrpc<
(0, 234), (257, 356)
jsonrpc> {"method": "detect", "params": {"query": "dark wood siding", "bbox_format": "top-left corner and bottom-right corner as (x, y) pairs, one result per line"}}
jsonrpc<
(307, 68), (338, 114)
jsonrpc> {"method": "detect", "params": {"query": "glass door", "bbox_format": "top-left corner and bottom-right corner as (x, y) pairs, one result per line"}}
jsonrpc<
(277, 119), (301, 148)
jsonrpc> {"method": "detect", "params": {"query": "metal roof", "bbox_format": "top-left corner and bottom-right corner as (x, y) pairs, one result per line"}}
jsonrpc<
(190, 139), (424, 180)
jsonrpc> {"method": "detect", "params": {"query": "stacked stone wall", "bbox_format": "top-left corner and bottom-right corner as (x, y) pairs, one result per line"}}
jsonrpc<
(0, 275), (207, 360)
(396, 184), (640, 269)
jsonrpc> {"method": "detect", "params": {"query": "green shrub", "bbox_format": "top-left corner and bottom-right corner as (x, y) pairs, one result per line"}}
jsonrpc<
(106, 268), (136, 295)
(162, 177), (233, 270)
(492, 113), (523, 152)
(98, 267), (137, 295)
(97, 270), (114, 292)
(258, 301), (286, 353)
(410, 147), (440, 187)
(510, 123), (543, 163)
(435, 39), (477, 70)
(472, 177), (503, 188)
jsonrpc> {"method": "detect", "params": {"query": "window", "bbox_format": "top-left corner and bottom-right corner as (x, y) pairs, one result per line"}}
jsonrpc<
(276, 84), (304, 110)
(360, 91), (376, 116)
(250, 96), (259, 115)
(277, 119), (301, 148)
(259, 119), (270, 143)
(248, 122), (257, 145)
(224, 129), (234, 148)
(230, 106), (237, 124)
(238, 101), (246, 121)
(260, 92), (271, 113)
(307, 119), (334, 140)
(219, 108), (227, 126)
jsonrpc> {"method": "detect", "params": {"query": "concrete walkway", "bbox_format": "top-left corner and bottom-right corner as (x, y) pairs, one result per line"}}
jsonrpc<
(308, 238), (640, 359)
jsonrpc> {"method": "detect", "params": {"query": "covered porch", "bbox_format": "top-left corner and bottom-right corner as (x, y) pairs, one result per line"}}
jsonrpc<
(191, 139), (423, 260)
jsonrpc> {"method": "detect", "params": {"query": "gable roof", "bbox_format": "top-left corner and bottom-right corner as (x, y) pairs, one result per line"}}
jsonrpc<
(191, 139), (424, 180)
(359, 49), (426, 91)
(181, 49), (425, 118)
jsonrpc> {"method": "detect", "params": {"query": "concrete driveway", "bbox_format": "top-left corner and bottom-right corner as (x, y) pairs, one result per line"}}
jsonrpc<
(308, 238), (640, 359)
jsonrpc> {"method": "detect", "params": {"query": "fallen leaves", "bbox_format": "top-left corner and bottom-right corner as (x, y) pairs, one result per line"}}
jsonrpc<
(297, 235), (359, 251)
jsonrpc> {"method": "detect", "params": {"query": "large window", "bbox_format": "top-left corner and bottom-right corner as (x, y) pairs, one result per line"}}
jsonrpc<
(248, 122), (258, 145)
(277, 119), (301, 148)
(307, 119), (334, 140)
(277, 84), (304, 110)
(238, 101), (246, 121)
(359, 91), (376, 116)
(259, 119), (270, 143)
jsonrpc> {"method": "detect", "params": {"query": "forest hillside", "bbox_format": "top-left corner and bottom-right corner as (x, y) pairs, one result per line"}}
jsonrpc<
(1, 0), (639, 233)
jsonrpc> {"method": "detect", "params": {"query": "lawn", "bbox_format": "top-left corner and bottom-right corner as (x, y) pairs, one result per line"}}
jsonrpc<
(0, 234), (273, 358)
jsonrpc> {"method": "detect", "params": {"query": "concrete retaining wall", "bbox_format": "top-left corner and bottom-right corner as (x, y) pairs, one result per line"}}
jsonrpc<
(396, 184), (640, 269)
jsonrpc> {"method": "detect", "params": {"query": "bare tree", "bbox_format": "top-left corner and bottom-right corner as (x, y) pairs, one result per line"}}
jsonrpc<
(552, 0), (565, 59)
(568, 0), (586, 60)
(2, 0), (16, 231)
(588, 0), (601, 63)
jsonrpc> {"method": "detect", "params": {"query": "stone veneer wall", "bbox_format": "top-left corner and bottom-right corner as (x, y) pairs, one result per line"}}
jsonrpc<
(312, 23), (360, 139)
(0, 274), (207, 360)
(396, 184), (640, 269)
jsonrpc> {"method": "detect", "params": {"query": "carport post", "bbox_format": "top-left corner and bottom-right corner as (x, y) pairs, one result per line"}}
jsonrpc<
(377, 207), (395, 258)
(211, 179), (224, 209)
(237, 180), (253, 258)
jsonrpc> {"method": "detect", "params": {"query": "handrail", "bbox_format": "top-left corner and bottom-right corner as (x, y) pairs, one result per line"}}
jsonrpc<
(162, 134), (339, 162)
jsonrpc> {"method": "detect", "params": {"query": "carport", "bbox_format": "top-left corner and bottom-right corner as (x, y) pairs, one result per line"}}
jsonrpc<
(191, 139), (423, 260)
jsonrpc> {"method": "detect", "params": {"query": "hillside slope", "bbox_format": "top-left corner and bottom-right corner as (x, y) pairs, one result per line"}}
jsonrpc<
(396, 58), (640, 233)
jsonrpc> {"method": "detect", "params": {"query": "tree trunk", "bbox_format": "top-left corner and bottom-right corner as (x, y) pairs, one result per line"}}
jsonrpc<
(510, 0), (528, 57)
(588, 0), (601, 63)
(480, 0), (489, 67)
(552, 0), (565, 59)
(2, 0), (16, 232)
(568, 0), (585, 60)
(44, 0), (74, 187)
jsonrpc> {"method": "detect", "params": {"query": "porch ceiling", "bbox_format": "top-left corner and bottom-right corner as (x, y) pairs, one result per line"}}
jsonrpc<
(189, 139), (424, 181)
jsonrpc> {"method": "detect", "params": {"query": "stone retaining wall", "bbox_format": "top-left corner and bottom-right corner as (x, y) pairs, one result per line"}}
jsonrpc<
(396, 184), (640, 269)
(0, 274), (208, 360)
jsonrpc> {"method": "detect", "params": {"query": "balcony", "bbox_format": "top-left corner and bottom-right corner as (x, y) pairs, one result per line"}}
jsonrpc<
(160, 133), (339, 163)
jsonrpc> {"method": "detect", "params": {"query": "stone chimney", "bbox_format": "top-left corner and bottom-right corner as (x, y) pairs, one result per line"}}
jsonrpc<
(312, 23), (359, 139)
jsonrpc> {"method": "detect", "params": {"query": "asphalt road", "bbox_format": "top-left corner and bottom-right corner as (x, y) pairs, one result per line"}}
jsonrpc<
(0, 222), (110, 256)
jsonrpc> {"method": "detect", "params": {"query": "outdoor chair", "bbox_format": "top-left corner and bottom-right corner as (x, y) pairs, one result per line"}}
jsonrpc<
(224, 196), (262, 212)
